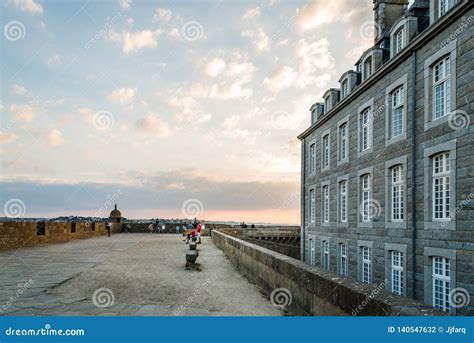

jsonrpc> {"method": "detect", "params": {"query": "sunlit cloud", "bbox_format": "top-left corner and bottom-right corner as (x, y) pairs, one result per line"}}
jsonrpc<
(7, 0), (43, 15)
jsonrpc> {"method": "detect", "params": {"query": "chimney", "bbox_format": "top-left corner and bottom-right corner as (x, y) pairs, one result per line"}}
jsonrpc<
(373, 0), (409, 44)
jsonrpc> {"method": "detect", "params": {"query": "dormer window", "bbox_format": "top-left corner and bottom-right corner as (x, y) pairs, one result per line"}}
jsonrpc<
(324, 96), (331, 113)
(364, 57), (373, 80)
(439, 0), (455, 16)
(341, 80), (348, 99)
(395, 28), (405, 54)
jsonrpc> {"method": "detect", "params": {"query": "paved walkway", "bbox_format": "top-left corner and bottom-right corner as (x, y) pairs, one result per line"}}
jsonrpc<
(0, 234), (282, 316)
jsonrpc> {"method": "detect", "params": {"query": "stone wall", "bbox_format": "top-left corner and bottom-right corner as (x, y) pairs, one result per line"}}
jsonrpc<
(0, 221), (107, 250)
(212, 230), (443, 316)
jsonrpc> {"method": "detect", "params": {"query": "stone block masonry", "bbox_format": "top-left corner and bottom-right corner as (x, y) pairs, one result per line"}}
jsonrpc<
(0, 221), (107, 250)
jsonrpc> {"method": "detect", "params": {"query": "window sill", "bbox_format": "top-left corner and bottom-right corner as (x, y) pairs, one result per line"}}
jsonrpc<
(337, 158), (349, 166)
(385, 132), (407, 147)
(386, 221), (406, 229)
(424, 113), (450, 131)
(358, 222), (374, 228)
(337, 222), (349, 228)
(358, 147), (373, 158)
(424, 220), (455, 230)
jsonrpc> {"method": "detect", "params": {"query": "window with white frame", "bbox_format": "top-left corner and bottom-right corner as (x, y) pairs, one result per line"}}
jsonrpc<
(361, 246), (372, 284)
(322, 240), (329, 270)
(432, 256), (450, 312)
(391, 165), (404, 222)
(323, 185), (330, 223)
(395, 28), (405, 54)
(322, 134), (330, 168)
(310, 189), (315, 223)
(361, 174), (371, 222)
(433, 56), (451, 120)
(359, 108), (372, 152)
(309, 238), (316, 265)
(341, 80), (348, 98)
(309, 143), (316, 174)
(391, 86), (404, 138)
(340, 243), (348, 276)
(340, 181), (347, 223)
(364, 57), (373, 80)
(391, 251), (404, 295)
(439, 0), (454, 17)
(339, 123), (347, 161)
(432, 152), (450, 221)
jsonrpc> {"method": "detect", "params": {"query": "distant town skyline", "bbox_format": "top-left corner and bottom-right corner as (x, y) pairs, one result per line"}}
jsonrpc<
(1, 0), (385, 224)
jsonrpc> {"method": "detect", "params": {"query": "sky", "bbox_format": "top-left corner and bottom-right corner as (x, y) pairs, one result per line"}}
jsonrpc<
(0, 0), (388, 224)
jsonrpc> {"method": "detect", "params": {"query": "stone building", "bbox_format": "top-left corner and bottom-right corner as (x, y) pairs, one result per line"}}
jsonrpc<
(298, 0), (473, 315)
(109, 204), (123, 233)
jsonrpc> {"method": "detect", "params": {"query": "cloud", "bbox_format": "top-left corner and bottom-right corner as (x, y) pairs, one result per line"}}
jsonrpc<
(153, 8), (172, 23)
(7, 0), (43, 15)
(118, 0), (132, 10)
(241, 27), (269, 52)
(47, 55), (61, 65)
(106, 87), (136, 105)
(205, 57), (226, 78)
(135, 114), (172, 136)
(295, 0), (371, 33)
(263, 66), (297, 92)
(242, 7), (261, 20)
(11, 83), (27, 95)
(294, 38), (335, 88)
(0, 132), (19, 144)
(166, 96), (211, 124)
(78, 107), (94, 123)
(109, 29), (162, 53)
(9, 104), (35, 122)
(46, 129), (63, 148)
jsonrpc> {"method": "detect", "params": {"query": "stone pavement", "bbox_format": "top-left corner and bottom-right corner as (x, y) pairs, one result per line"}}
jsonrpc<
(0, 234), (282, 316)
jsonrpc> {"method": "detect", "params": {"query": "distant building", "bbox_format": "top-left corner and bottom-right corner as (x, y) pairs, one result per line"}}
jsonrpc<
(298, 0), (473, 315)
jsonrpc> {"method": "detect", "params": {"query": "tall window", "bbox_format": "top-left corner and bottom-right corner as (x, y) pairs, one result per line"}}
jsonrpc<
(325, 96), (331, 113)
(391, 165), (404, 221)
(439, 0), (454, 16)
(309, 238), (316, 265)
(433, 256), (450, 312)
(341, 80), (348, 98)
(340, 181), (347, 223)
(323, 185), (330, 223)
(339, 123), (347, 161)
(391, 251), (404, 295)
(322, 134), (330, 168)
(322, 240), (329, 270)
(391, 86), (404, 137)
(364, 57), (373, 80)
(395, 28), (404, 53)
(433, 57), (450, 119)
(310, 189), (315, 223)
(361, 174), (371, 222)
(361, 246), (372, 284)
(359, 108), (372, 152)
(433, 152), (450, 221)
(340, 243), (348, 276)
(309, 143), (316, 173)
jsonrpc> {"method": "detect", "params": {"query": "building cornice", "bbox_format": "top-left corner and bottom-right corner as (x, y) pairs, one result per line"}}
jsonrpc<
(298, 0), (472, 141)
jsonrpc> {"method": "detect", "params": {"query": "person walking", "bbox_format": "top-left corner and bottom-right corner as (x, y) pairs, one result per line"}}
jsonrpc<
(148, 222), (153, 234)
(106, 222), (111, 237)
(196, 222), (203, 244)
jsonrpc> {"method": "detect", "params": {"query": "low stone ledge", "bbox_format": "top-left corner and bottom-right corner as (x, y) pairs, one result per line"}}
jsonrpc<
(212, 230), (443, 316)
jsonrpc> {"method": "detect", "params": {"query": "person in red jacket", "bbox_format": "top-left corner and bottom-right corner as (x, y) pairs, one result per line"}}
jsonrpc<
(196, 222), (202, 244)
